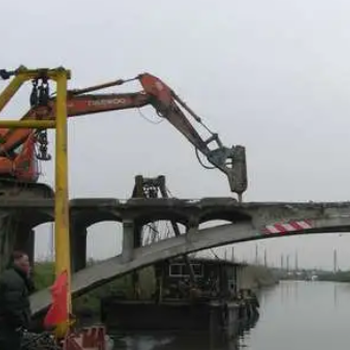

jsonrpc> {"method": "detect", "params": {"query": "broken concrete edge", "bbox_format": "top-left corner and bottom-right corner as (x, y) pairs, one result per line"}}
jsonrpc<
(1, 198), (350, 209)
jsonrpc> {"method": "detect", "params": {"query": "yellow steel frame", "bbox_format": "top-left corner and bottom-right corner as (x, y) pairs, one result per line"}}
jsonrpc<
(0, 66), (71, 338)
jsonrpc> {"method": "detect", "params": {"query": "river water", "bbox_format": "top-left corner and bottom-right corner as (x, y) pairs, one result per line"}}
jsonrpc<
(113, 281), (350, 350)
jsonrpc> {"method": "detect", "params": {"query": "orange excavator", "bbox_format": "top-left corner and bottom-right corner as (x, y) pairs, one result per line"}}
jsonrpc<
(0, 71), (247, 198)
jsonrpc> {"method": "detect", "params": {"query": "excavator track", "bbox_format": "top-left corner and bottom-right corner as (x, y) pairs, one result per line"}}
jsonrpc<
(0, 179), (54, 199)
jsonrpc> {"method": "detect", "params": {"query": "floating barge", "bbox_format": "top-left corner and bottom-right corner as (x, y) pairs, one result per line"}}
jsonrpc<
(101, 257), (259, 337)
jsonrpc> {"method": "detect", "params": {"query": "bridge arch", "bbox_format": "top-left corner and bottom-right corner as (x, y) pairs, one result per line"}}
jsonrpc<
(30, 212), (350, 315)
(141, 220), (187, 246)
(198, 210), (251, 225)
(0, 208), (54, 271)
(71, 208), (122, 228)
(71, 215), (350, 292)
(135, 211), (189, 227)
(86, 220), (123, 261)
(34, 222), (55, 262)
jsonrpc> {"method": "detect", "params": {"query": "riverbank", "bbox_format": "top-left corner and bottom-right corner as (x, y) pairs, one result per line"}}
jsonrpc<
(317, 270), (350, 283)
(237, 264), (279, 289)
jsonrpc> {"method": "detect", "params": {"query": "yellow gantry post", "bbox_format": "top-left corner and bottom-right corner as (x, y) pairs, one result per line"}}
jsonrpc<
(0, 67), (71, 338)
(53, 70), (71, 338)
(0, 67), (27, 113)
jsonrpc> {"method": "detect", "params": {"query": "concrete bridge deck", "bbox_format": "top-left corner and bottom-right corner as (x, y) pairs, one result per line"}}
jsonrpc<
(2, 197), (350, 226)
(28, 199), (350, 316)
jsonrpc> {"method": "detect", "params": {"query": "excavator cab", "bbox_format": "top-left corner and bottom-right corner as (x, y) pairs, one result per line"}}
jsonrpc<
(0, 133), (39, 183)
(14, 134), (40, 182)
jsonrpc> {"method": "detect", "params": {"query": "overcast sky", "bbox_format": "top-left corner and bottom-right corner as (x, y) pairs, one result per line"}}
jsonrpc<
(2, 0), (350, 270)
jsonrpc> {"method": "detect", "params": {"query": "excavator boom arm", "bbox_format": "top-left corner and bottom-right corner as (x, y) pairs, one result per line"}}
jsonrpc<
(0, 73), (247, 196)
(137, 73), (247, 195)
(0, 92), (151, 152)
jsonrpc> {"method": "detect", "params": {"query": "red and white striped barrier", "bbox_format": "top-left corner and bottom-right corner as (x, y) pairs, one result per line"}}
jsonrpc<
(262, 220), (312, 235)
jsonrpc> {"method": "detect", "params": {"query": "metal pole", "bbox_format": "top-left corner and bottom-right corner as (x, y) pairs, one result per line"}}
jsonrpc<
(54, 70), (71, 338)
(0, 120), (56, 128)
(0, 74), (26, 112)
(0, 67), (72, 339)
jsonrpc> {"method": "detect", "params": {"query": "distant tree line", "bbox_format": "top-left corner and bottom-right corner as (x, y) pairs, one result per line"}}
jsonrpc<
(317, 270), (350, 283)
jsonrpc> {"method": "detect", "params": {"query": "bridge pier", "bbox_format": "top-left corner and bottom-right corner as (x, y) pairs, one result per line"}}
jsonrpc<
(186, 217), (200, 238)
(122, 220), (135, 263)
(134, 223), (143, 249)
(0, 214), (35, 272)
(14, 223), (35, 266)
(0, 215), (16, 272)
(70, 222), (87, 273)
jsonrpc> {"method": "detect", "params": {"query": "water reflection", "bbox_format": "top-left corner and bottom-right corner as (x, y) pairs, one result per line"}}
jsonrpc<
(247, 281), (350, 350)
(333, 282), (338, 308)
(114, 332), (241, 350)
(294, 280), (299, 301)
(113, 281), (350, 350)
(113, 311), (259, 350)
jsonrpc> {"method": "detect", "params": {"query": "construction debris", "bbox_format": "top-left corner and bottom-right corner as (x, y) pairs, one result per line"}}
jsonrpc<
(21, 331), (61, 350)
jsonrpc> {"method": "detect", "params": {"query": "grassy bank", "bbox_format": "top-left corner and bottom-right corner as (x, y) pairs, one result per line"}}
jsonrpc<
(33, 261), (135, 315)
(238, 264), (279, 290)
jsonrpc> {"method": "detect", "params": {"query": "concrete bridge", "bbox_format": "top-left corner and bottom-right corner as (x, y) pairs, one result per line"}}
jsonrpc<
(21, 199), (350, 315)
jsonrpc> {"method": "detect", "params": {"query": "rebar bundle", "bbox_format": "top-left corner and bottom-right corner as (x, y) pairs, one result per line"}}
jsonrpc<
(21, 331), (61, 350)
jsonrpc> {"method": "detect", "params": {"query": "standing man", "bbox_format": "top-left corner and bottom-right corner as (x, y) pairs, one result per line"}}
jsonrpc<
(0, 250), (35, 350)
